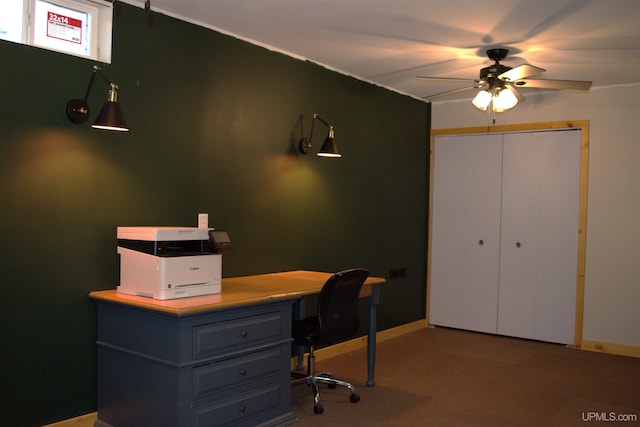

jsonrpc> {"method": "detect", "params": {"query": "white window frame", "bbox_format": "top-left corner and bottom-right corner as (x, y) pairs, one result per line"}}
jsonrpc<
(0, 0), (113, 63)
(0, 0), (27, 44)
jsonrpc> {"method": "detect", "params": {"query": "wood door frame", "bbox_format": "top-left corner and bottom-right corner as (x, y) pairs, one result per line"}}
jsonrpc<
(427, 120), (589, 347)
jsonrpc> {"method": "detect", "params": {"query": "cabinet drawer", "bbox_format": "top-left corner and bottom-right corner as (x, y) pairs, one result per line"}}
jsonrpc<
(192, 348), (281, 399)
(193, 311), (283, 359)
(193, 382), (281, 427)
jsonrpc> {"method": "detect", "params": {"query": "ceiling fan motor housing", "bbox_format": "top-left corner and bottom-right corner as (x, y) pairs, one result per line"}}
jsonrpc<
(480, 48), (512, 88)
(480, 63), (511, 88)
(487, 48), (509, 62)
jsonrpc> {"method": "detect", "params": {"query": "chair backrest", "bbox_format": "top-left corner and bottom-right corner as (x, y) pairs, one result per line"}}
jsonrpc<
(317, 268), (370, 346)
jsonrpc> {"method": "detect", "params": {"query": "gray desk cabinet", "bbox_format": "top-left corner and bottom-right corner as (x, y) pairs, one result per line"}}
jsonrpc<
(93, 299), (296, 427)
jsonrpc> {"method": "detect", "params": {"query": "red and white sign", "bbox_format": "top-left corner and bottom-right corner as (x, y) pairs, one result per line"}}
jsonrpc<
(46, 12), (82, 44)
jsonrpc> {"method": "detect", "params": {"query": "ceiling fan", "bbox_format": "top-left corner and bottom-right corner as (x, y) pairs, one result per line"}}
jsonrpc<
(419, 48), (592, 112)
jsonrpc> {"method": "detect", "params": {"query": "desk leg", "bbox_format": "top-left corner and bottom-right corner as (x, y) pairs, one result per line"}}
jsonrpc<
(366, 284), (380, 387)
(295, 298), (305, 371)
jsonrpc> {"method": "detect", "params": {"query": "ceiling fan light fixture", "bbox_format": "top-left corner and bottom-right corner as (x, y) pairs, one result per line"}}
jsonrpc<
(421, 48), (591, 115)
(472, 90), (492, 111)
(493, 87), (518, 112)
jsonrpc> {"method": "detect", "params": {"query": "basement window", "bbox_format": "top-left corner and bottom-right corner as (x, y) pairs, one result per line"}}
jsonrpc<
(0, 0), (113, 63)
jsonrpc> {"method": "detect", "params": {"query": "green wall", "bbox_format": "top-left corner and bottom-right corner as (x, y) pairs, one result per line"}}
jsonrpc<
(0, 4), (430, 425)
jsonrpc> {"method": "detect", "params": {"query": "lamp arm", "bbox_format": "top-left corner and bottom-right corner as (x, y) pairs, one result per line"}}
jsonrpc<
(309, 113), (331, 142)
(83, 65), (116, 101)
(313, 113), (330, 128)
(309, 115), (316, 143)
(82, 70), (98, 102)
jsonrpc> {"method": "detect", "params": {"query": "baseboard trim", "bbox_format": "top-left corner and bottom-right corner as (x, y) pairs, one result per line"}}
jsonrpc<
(580, 339), (640, 358)
(42, 412), (97, 427)
(291, 319), (428, 368)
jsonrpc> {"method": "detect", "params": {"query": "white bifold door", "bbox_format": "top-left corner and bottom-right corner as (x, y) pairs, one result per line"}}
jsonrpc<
(429, 129), (581, 345)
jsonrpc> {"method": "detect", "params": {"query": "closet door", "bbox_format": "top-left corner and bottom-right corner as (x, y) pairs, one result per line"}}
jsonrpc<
(497, 130), (581, 344)
(429, 134), (502, 333)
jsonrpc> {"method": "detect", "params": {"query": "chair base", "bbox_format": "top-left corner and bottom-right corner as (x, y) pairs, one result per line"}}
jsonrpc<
(292, 368), (361, 415)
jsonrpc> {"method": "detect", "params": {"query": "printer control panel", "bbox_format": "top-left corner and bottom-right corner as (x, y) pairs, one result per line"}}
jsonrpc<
(208, 230), (233, 252)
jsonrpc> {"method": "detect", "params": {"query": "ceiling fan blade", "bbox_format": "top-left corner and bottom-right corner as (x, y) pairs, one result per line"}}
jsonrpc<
(417, 76), (479, 83)
(499, 64), (546, 81)
(513, 79), (592, 92)
(423, 86), (478, 100)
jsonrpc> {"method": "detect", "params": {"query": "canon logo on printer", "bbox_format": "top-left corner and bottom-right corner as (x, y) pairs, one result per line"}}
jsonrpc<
(189, 267), (200, 271)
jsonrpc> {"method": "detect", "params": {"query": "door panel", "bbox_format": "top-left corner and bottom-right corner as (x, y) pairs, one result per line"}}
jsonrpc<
(498, 134), (541, 339)
(429, 134), (502, 333)
(498, 130), (580, 344)
(533, 131), (580, 344)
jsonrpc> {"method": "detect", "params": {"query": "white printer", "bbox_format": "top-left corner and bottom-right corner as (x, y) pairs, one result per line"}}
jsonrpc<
(116, 226), (228, 300)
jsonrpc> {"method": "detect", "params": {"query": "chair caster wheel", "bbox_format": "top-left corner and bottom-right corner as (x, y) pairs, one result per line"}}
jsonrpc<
(350, 393), (361, 403)
(313, 403), (324, 414)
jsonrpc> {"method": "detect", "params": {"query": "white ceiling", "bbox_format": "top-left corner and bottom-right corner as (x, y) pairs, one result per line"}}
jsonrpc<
(121, 0), (640, 103)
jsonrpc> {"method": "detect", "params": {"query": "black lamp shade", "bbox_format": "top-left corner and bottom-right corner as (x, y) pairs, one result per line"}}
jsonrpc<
(92, 101), (129, 131)
(317, 137), (341, 158)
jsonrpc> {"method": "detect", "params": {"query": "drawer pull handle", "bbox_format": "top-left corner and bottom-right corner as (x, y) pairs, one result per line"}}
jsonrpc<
(240, 405), (247, 413)
(241, 330), (248, 337)
(240, 368), (248, 376)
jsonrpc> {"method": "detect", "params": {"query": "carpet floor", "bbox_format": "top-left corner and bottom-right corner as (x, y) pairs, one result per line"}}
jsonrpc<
(290, 327), (640, 426)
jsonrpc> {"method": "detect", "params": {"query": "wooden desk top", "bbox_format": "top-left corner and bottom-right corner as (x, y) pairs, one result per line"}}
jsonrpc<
(89, 270), (385, 316)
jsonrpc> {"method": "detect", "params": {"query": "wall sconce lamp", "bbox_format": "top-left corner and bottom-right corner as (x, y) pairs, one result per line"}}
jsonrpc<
(66, 65), (129, 132)
(299, 114), (341, 158)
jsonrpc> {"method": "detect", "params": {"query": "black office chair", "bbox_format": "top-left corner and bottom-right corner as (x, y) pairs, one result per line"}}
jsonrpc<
(291, 268), (370, 415)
